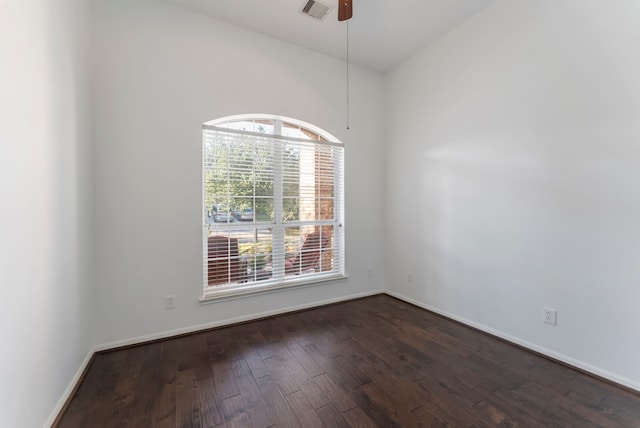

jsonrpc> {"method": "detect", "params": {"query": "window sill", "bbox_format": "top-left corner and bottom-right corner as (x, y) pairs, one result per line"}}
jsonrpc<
(199, 273), (348, 304)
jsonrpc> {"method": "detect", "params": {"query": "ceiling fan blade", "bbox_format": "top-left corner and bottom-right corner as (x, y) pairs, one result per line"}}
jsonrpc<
(338, 0), (353, 21)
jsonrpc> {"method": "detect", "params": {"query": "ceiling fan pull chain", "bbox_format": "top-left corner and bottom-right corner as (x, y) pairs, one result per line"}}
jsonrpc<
(346, 19), (350, 130)
(338, 0), (352, 130)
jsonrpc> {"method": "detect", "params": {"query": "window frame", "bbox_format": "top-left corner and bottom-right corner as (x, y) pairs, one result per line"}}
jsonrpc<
(200, 115), (346, 302)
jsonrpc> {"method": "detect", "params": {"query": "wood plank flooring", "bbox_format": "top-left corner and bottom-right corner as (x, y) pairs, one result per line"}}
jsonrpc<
(56, 295), (640, 427)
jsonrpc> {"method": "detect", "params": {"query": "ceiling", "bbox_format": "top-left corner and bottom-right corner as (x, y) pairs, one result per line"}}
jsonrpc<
(161, 0), (494, 72)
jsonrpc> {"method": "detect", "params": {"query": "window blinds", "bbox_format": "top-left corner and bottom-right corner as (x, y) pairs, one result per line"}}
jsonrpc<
(202, 123), (344, 295)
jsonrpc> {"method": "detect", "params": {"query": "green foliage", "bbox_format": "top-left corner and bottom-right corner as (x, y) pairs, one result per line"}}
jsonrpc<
(204, 134), (301, 221)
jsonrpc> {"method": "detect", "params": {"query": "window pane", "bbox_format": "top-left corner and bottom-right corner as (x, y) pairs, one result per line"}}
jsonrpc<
(283, 227), (333, 275)
(317, 225), (334, 272)
(231, 198), (255, 222)
(282, 144), (300, 198)
(228, 168), (253, 197)
(317, 198), (334, 220)
(255, 181), (274, 197)
(219, 120), (254, 131)
(219, 119), (275, 134)
(206, 232), (244, 286)
(302, 144), (317, 221)
(242, 228), (273, 283)
(254, 120), (274, 134)
(254, 141), (275, 197)
(255, 198), (274, 222)
(279, 142), (338, 222)
(282, 121), (320, 140)
(206, 228), (273, 287)
(204, 134), (275, 211)
(283, 197), (299, 221)
(285, 227), (302, 259)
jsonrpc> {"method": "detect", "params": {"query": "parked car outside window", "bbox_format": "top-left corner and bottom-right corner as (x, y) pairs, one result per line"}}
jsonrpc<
(214, 210), (235, 223)
(236, 208), (254, 221)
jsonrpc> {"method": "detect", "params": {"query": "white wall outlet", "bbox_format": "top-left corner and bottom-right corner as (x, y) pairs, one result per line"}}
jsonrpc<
(165, 295), (176, 310)
(407, 272), (413, 282)
(368, 267), (373, 278)
(543, 307), (557, 325)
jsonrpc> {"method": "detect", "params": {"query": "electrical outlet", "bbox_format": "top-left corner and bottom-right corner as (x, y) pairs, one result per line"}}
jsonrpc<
(368, 267), (373, 278)
(543, 307), (557, 325)
(407, 272), (413, 282)
(165, 295), (175, 310)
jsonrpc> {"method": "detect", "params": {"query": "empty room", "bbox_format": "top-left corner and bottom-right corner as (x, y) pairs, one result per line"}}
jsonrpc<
(2, 0), (640, 426)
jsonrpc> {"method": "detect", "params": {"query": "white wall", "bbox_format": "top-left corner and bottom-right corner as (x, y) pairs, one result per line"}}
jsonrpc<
(386, 0), (640, 389)
(90, 0), (386, 346)
(0, 0), (93, 426)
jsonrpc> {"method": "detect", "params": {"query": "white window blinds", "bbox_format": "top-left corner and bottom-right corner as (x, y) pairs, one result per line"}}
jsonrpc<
(202, 120), (344, 296)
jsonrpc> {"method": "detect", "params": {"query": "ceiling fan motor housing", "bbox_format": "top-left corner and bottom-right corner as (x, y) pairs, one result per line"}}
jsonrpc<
(338, 0), (353, 21)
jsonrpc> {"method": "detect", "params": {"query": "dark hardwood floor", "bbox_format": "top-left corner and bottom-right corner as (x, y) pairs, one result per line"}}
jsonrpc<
(56, 294), (640, 427)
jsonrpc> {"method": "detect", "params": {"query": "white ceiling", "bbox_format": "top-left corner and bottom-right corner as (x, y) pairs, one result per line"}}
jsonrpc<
(161, 0), (494, 72)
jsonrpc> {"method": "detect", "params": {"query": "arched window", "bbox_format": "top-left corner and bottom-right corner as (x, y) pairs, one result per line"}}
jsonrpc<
(202, 115), (345, 299)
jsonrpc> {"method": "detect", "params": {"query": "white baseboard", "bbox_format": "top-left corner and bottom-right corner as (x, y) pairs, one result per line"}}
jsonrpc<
(95, 289), (385, 352)
(44, 347), (96, 428)
(49, 288), (637, 427)
(385, 290), (640, 393)
(47, 289), (383, 426)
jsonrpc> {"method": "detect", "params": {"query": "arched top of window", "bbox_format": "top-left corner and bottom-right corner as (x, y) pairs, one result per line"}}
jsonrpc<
(204, 114), (340, 144)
